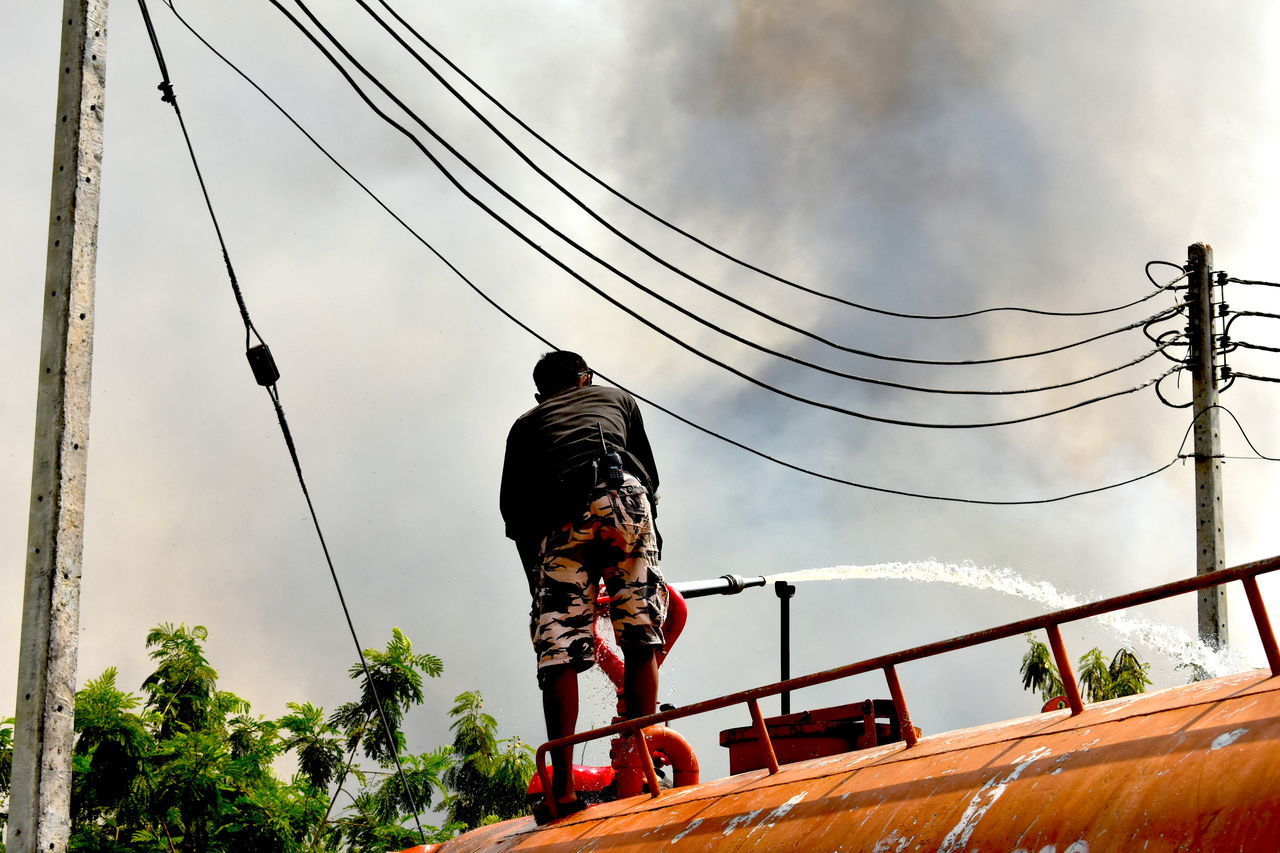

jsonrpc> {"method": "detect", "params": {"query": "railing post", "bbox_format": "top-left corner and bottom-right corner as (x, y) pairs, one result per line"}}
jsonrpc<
(1046, 625), (1085, 715)
(1241, 576), (1280, 677)
(747, 699), (780, 774)
(631, 726), (663, 798)
(883, 665), (917, 747)
(533, 745), (558, 819)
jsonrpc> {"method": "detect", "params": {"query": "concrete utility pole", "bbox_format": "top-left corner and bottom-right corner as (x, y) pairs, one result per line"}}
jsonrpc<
(8, 1), (108, 850)
(1186, 242), (1228, 650)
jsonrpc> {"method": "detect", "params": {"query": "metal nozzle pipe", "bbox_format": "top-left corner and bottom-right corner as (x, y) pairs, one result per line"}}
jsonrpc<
(670, 574), (768, 600)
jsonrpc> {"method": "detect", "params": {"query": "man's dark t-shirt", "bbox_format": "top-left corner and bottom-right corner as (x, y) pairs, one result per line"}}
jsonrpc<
(500, 385), (658, 544)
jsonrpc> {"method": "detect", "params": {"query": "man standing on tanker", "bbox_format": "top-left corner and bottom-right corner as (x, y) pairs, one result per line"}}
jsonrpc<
(500, 351), (667, 821)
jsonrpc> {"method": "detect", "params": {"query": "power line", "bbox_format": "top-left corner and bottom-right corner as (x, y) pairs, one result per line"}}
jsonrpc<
(1225, 310), (1280, 338)
(262, 0), (1187, 430)
(1232, 371), (1280, 385)
(1233, 340), (1280, 354)
(158, 1), (1204, 507)
(137, 1), (429, 842)
(1214, 404), (1280, 462)
(283, 0), (1182, 372)
(1226, 277), (1280, 288)
(356, 0), (1181, 335)
(369, 0), (1186, 323)
(1146, 261), (1190, 291)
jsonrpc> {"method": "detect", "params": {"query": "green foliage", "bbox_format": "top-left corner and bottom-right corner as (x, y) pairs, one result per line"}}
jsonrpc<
(1, 715), (13, 848)
(142, 624), (219, 740)
(441, 691), (535, 830)
(329, 627), (444, 765)
(278, 702), (344, 791)
(0, 623), (533, 852)
(1020, 636), (1153, 704)
(1106, 648), (1153, 697)
(1076, 647), (1111, 703)
(1019, 635), (1065, 701)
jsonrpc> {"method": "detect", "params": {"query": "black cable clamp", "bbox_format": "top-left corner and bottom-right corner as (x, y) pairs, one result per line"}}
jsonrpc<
(157, 81), (175, 104)
(246, 343), (280, 386)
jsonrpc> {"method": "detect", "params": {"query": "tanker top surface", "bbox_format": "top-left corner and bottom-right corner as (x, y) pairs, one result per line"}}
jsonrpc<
(411, 668), (1280, 852)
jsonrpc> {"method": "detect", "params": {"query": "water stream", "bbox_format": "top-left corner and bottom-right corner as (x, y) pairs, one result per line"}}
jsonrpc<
(765, 561), (1243, 678)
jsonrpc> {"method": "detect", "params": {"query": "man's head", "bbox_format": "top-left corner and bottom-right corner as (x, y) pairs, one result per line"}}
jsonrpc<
(533, 351), (591, 402)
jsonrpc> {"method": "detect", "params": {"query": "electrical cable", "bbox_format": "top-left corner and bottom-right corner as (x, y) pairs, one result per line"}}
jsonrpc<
(1215, 405), (1280, 462)
(138, 0), (261, 352)
(1224, 310), (1280, 339)
(1154, 368), (1193, 409)
(159, 0), (1201, 506)
(264, 0), (1186, 430)
(370, 0), (1186, 323)
(1233, 340), (1280, 354)
(137, 1), (428, 842)
(1226, 277), (1280, 288)
(356, 0), (1181, 336)
(1232, 371), (1280, 385)
(1146, 261), (1190, 291)
(1175, 404), (1280, 463)
(284, 0), (1183, 372)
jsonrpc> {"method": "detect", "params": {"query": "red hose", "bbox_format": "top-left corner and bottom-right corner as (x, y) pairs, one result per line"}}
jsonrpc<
(594, 585), (687, 690)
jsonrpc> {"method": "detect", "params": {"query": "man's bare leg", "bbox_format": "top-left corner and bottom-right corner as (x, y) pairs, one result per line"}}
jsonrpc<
(540, 664), (579, 802)
(622, 645), (659, 719)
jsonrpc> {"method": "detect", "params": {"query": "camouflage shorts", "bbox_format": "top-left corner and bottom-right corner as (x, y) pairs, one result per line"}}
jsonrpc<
(531, 472), (667, 676)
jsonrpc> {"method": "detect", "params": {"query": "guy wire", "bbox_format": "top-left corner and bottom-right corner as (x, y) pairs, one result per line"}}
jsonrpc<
(138, 0), (429, 841)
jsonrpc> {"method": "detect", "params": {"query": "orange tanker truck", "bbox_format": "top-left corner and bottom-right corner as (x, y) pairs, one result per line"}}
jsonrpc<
(402, 557), (1280, 852)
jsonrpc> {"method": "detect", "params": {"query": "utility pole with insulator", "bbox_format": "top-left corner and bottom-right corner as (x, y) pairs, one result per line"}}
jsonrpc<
(8, 1), (108, 850)
(1186, 242), (1228, 650)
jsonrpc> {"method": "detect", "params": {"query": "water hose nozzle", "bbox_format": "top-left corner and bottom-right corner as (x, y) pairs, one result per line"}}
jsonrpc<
(671, 574), (768, 599)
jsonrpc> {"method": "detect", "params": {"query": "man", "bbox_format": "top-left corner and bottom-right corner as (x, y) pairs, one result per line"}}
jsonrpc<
(500, 351), (666, 822)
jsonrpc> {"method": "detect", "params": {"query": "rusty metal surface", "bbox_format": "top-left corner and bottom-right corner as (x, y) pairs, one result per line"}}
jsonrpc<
(431, 669), (1280, 852)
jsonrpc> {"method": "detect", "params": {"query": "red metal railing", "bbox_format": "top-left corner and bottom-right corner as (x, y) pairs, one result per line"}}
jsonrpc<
(534, 556), (1280, 816)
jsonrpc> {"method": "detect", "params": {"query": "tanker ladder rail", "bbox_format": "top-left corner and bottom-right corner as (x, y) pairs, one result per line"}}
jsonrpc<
(534, 555), (1280, 818)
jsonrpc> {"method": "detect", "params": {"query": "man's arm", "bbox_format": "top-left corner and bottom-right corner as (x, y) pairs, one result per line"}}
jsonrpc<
(502, 419), (544, 597)
(500, 420), (528, 541)
(626, 397), (659, 498)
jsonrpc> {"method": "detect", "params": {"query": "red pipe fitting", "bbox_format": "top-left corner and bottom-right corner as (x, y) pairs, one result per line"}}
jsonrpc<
(612, 725), (700, 798)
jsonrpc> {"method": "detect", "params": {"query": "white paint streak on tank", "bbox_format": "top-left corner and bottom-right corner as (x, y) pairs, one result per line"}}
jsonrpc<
(1210, 728), (1248, 750)
(747, 792), (806, 837)
(721, 808), (762, 836)
(870, 827), (912, 852)
(671, 818), (702, 843)
(937, 746), (1052, 853)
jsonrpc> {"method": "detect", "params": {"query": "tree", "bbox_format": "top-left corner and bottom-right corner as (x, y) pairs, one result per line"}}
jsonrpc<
(441, 691), (534, 830)
(1019, 636), (1065, 702)
(1, 623), (531, 852)
(1, 715), (13, 851)
(1019, 635), (1152, 703)
(329, 628), (443, 765)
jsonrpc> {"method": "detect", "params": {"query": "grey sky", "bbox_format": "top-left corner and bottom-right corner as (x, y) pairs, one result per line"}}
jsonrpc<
(5, 0), (1280, 787)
